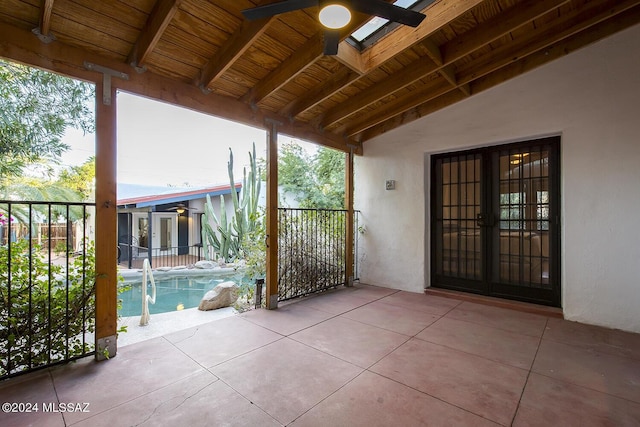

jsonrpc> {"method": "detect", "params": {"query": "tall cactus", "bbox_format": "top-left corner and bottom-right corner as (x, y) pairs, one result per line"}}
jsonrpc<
(201, 143), (261, 262)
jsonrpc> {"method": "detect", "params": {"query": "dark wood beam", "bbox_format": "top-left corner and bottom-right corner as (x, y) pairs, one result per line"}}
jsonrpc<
(127, 0), (183, 69)
(38, 0), (55, 38)
(197, 16), (273, 90)
(281, 67), (359, 119)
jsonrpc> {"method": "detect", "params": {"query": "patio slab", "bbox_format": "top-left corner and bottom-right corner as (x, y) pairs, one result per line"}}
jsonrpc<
(0, 283), (639, 426)
(210, 338), (362, 425)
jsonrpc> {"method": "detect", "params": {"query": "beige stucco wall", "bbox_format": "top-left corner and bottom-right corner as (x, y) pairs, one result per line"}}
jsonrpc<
(354, 23), (640, 333)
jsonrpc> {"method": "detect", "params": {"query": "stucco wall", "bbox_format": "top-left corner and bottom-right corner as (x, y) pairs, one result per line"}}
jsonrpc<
(354, 24), (640, 333)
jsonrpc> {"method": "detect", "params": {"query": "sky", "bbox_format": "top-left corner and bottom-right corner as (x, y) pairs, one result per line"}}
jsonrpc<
(61, 91), (317, 188)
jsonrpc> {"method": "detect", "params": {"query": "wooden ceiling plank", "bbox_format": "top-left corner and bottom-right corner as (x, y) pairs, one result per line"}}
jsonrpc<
(457, 0), (640, 86)
(283, 67), (360, 118)
(246, 14), (372, 105)
(0, 20), (361, 154)
(244, 30), (324, 105)
(442, 0), (571, 65)
(358, 0), (486, 71)
(470, 3), (640, 93)
(320, 0), (569, 128)
(128, 0), (184, 69)
(343, 80), (453, 136)
(198, 16), (273, 90)
(321, 57), (438, 128)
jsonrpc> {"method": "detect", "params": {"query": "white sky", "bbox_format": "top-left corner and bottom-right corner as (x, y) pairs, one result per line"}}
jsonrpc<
(61, 91), (317, 188)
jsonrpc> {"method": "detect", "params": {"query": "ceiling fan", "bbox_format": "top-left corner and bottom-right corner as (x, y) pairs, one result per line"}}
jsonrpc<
(167, 203), (192, 214)
(241, 0), (427, 55)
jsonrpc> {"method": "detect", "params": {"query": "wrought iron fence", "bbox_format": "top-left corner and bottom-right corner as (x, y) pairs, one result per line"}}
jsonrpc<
(278, 208), (360, 301)
(117, 244), (204, 269)
(0, 200), (96, 380)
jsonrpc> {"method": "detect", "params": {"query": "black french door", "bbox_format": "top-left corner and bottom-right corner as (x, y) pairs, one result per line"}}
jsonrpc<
(431, 137), (560, 307)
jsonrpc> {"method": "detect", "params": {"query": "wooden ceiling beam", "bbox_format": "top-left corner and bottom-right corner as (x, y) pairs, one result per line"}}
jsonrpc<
(197, 16), (273, 91)
(358, 2), (640, 142)
(457, 0), (640, 86)
(321, 57), (438, 128)
(357, 0), (486, 71)
(321, 0), (566, 129)
(245, 13), (372, 106)
(127, 0), (183, 70)
(281, 67), (360, 119)
(0, 21), (361, 154)
(244, 30), (324, 105)
(37, 0), (55, 39)
(343, 79), (454, 136)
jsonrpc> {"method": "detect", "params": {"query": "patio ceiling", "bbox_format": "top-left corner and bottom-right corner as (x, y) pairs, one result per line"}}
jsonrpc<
(1, 0), (639, 153)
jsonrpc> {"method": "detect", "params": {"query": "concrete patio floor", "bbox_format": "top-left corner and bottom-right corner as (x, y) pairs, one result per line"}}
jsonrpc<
(1, 284), (639, 426)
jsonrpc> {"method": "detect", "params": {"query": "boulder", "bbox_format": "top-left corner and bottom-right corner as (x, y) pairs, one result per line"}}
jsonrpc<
(198, 281), (239, 311)
(194, 260), (216, 269)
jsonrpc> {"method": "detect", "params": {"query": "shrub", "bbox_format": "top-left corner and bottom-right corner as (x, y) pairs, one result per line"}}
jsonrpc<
(0, 239), (95, 377)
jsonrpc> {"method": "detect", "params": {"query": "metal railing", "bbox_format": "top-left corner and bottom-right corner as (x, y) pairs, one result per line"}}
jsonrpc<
(118, 244), (203, 269)
(277, 208), (360, 301)
(0, 200), (96, 380)
(139, 259), (157, 326)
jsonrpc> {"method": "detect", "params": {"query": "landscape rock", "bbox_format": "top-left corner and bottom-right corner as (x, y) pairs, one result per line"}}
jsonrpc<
(194, 260), (216, 269)
(198, 281), (239, 311)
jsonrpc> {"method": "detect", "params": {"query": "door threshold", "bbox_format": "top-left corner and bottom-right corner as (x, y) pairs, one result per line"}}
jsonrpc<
(425, 288), (563, 319)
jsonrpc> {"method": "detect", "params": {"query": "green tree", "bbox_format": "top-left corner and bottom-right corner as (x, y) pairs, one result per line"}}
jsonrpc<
(58, 156), (95, 201)
(278, 141), (345, 209)
(0, 60), (94, 179)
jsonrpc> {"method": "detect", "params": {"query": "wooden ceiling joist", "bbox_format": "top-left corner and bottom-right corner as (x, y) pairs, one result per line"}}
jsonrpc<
(197, 16), (273, 91)
(35, 0), (54, 41)
(127, 0), (183, 70)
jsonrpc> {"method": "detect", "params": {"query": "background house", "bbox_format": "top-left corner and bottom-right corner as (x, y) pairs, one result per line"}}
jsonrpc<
(117, 183), (241, 267)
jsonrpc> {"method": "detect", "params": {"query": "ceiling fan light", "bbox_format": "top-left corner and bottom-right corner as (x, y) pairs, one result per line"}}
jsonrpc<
(176, 207), (185, 214)
(319, 4), (351, 29)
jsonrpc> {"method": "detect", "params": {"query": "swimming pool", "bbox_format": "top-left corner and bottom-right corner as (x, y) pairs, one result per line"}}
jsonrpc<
(118, 272), (250, 317)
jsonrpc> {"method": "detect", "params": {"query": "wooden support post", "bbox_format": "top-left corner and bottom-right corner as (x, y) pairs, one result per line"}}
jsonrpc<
(345, 147), (355, 287)
(265, 121), (279, 309)
(94, 82), (118, 360)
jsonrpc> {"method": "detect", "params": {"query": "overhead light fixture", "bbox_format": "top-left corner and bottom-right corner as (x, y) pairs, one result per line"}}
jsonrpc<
(176, 207), (185, 214)
(319, 3), (351, 29)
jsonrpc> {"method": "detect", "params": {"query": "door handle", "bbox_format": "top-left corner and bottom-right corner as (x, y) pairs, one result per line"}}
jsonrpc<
(476, 213), (493, 227)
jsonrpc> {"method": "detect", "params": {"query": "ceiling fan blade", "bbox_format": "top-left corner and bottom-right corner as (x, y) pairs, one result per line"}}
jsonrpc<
(323, 30), (340, 55)
(351, 0), (427, 27)
(242, 0), (319, 21)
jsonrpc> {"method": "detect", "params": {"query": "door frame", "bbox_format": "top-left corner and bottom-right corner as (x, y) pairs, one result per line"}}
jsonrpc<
(429, 136), (561, 307)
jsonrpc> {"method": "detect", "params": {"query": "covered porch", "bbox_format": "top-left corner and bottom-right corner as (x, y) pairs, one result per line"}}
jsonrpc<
(2, 284), (639, 426)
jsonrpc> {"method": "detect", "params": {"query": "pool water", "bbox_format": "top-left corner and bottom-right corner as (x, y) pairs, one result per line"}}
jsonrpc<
(118, 273), (250, 317)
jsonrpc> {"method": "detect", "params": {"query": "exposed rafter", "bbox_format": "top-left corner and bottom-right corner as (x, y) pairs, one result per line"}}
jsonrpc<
(197, 16), (273, 91)
(32, 0), (55, 43)
(127, 0), (183, 70)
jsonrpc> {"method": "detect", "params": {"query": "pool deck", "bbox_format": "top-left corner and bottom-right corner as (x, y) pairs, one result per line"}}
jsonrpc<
(118, 306), (238, 347)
